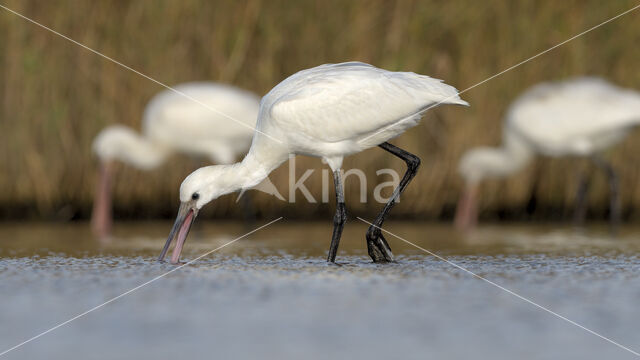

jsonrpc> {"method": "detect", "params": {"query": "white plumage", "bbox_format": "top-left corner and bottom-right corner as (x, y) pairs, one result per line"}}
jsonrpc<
(507, 77), (640, 157)
(181, 62), (468, 202)
(91, 82), (261, 237)
(455, 77), (640, 230)
(93, 82), (260, 166)
(161, 62), (468, 264)
(266, 62), (468, 156)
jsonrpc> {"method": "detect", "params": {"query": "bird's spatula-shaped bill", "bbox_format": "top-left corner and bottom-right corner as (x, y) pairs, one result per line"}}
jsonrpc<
(158, 201), (198, 264)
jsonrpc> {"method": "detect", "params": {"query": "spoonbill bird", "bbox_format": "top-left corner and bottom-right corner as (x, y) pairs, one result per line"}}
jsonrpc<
(159, 62), (468, 264)
(455, 77), (640, 230)
(92, 82), (260, 237)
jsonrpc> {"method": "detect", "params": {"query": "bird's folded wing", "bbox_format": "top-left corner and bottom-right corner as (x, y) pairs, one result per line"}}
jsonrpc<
(269, 66), (466, 143)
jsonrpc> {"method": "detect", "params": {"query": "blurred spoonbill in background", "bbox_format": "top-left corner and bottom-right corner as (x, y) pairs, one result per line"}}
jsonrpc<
(455, 77), (640, 231)
(92, 82), (261, 238)
(158, 62), (468, 264)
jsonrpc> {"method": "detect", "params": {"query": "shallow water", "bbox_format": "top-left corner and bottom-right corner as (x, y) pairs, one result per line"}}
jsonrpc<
(1, 221), (640, 359)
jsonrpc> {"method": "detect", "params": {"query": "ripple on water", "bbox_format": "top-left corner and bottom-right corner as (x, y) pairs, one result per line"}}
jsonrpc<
(2, 222), (640, 359)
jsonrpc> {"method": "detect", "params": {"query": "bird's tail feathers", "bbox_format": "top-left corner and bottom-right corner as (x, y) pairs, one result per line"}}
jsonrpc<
(392, 72), (469, 107)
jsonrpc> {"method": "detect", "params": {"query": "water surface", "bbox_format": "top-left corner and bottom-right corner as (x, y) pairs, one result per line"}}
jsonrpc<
(1, 221), (640, 359)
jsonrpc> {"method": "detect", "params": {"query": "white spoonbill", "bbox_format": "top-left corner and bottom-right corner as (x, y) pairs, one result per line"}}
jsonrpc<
(92, 82), (260, 237)
(455, 77), (640, 230)
(158, 62), (468, 264)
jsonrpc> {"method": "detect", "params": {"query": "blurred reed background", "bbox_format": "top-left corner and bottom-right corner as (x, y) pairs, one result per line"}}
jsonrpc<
(1, 0), (639, 222)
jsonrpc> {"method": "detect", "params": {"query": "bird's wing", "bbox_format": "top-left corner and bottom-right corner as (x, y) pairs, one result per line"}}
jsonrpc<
(142, 83), (260, 153)
(508, 78), (640, 155)
(268, 62), (467, 143)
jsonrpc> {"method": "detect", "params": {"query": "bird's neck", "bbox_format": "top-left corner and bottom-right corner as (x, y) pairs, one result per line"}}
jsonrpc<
(220, 138), (290, 193)
(123, 137), (170, 169)
(93, 126), (170, 169)
(496, 130), (534, 176)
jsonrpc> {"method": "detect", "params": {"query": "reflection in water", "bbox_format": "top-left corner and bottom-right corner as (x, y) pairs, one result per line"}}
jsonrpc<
(3, 221), (640, 258)
(1, 222), (640, 359)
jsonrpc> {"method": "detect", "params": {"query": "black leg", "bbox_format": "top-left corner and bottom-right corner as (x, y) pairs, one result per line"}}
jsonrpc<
(327, 170), (347, 263)
(366, 142), (421, 263)
(572, 171), (590, 226)
(592, 156), (621, 234)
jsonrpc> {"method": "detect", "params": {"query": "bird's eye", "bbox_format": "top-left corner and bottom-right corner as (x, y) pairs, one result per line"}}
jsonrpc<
(191, 193), (200, 200)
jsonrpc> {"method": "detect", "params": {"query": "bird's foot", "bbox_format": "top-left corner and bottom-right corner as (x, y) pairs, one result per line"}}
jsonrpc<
(366, 228), (395, 263)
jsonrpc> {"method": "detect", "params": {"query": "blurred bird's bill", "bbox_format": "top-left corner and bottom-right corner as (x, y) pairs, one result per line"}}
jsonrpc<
(158, 201), (198, 264)
(454, 183), (479, 231)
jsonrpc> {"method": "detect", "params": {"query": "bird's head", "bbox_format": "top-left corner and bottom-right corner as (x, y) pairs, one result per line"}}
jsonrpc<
(158, 165), (240, 264)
